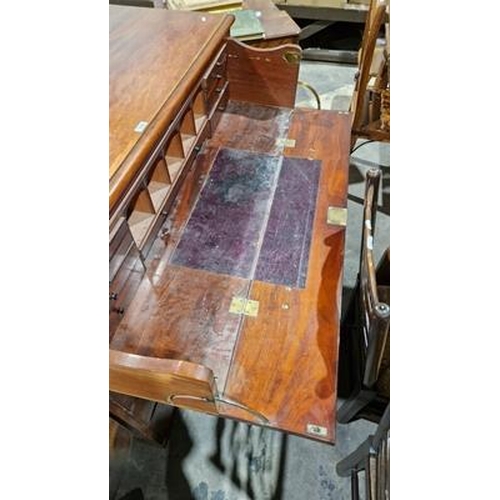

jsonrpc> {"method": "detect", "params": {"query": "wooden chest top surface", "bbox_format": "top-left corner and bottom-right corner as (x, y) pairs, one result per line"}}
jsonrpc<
(109, 5), (232, 210)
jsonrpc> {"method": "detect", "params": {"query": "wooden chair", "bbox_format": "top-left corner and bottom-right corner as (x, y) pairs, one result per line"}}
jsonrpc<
(337, 404), (390, 500)
(350, 0), (390, 150)
(337, 168), (389, 424)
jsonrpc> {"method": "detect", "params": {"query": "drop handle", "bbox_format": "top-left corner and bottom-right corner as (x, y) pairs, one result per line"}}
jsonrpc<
(109, 292), (118, 301)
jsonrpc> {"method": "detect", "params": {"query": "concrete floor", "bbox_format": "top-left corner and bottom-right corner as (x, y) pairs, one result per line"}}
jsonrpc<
(110, 60), (390, 500)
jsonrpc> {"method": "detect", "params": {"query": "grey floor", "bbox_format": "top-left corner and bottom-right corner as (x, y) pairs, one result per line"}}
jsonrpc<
(111, 60), (390, 500)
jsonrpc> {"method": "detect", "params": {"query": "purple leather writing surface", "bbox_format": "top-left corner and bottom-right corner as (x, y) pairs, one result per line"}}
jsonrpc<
(254, 157), (320, 288)
(170, 148), (281, 279)
(171, 148), (320, 288)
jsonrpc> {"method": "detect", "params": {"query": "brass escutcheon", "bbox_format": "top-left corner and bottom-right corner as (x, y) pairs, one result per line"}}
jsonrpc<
(283, 51), (301, 65)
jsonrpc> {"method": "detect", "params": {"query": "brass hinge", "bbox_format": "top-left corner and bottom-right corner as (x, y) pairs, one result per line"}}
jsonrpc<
(327, 206), (347, 226)
(229, 297), (259, 317)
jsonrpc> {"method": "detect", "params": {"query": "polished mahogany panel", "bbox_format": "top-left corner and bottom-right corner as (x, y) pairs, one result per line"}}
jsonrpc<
(110, 103), (351, 443)
(209, 101), (292, 155)
(226, 39), (301, 108)
(109, 4), (355, 447)
(109, 5), (232, 211)
(110, 265), (250, 387)
(221, 108), (351, 443)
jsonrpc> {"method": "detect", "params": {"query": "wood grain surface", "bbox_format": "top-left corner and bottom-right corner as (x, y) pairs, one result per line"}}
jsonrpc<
(226, 39), (301, 107)
(110, 265), (251, 386)
(110, 349), (219, 414)
(208, 101), (292, 154)
(109, 7), (351, 442)
(109, 5), (232, 213)
(284, 109), (351, 208)
(110, 106), (351, 442)
(221, 109), (351, 443)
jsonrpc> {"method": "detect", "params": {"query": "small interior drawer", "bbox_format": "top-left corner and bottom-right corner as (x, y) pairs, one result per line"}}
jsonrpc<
(202, 45), (227, 87)
(206, 74), (229, 116)
(202, 46), (227, 105)
(109, 219), (136, 284)
(109, 217), (129, 261)
(208, 81), (229, 131)
(203, 60), (226, 96)
(109, 217), (145, 322)
(109, 244), (143, 303)
(109, 242), (145, 339)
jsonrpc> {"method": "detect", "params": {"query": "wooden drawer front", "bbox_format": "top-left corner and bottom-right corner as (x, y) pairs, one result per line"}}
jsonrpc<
(109, 217), (130, 260)
(109, 219), (136, 284)
(206, 76), (226, 114)
(109, 265), (144, 338)
(109, 234), (145, 339)
(202, 47), (227, 112)
(202, 45), (227, 90)
(109, 244), (144, 310)
(209, 81), (229, 132)
(109, 244), (143, 305)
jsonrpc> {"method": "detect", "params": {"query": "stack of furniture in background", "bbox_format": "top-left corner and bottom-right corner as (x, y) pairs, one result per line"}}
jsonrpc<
(110, 0), (302, 47)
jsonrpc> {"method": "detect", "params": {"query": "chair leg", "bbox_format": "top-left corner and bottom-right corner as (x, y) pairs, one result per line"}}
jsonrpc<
(351, 471), (360, 500)
(367, 455), (377, 500)
(337, 388), (377, 424)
